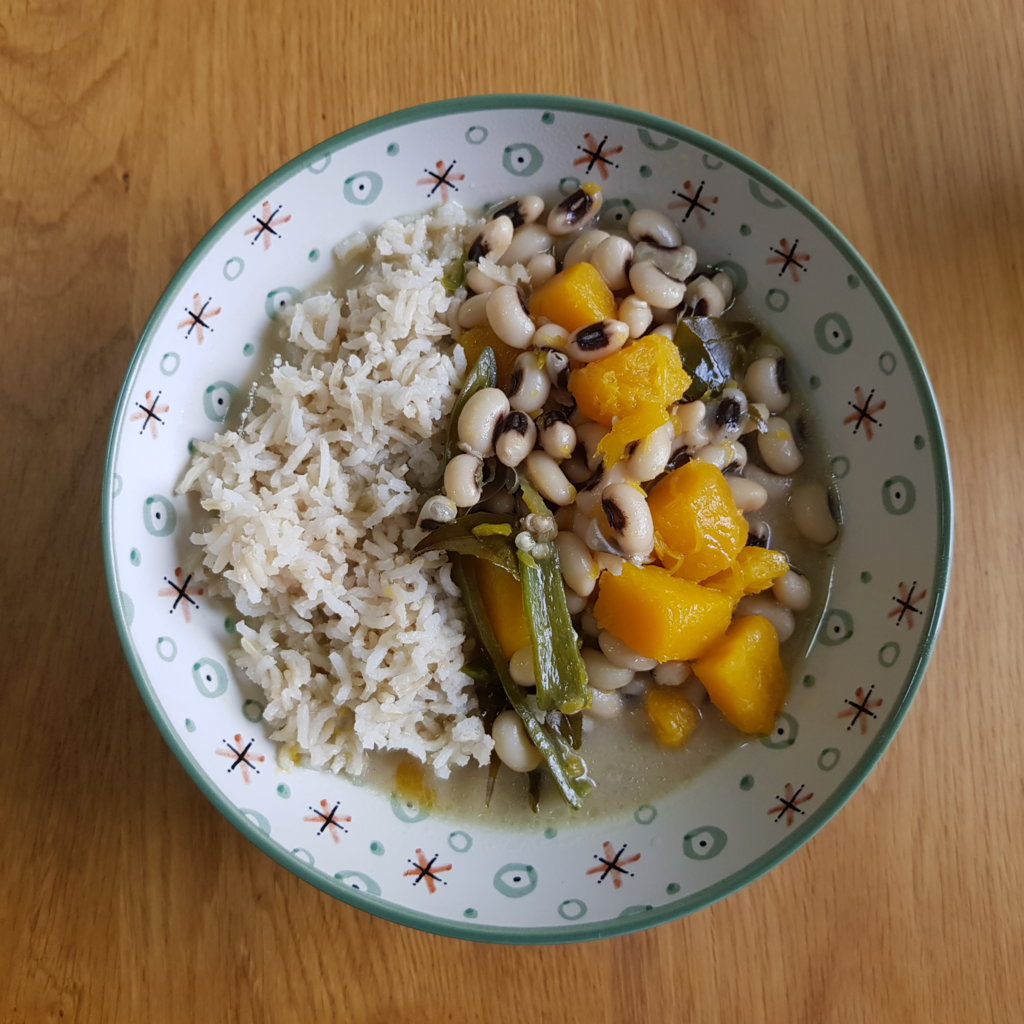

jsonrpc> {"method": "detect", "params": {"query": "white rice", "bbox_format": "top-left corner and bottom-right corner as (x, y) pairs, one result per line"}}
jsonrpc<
(178, 203), (494, 778)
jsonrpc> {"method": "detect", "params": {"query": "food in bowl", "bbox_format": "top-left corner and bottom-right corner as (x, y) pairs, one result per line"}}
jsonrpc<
(178, 183), (838, 813)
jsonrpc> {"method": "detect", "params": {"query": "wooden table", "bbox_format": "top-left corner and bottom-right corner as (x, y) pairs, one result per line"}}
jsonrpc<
(3, 1), (1021, 1020)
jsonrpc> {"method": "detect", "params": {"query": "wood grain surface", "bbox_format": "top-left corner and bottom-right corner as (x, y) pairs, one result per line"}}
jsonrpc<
(2, 1), (1021, 1021)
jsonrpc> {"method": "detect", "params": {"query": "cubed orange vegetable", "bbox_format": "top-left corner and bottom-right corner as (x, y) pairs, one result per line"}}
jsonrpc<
(704, 547), (790, 602)
(528, 261), (616, 333)
(693, 615), (788, 735)
(568, 334), (691, 427)
(647, 461), (748, 581)
(458, 325), (520, 391)
(473, 559), (528, 659)
(594, 562), (733, 663)
(596, 405), (670, 467)
(645, 686), (701, 748)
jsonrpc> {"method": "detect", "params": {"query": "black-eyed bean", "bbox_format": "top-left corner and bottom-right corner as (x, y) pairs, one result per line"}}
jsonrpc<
(745, 517), (772, 548)
(467, 215), (514, 264)
(597, 629), (657, 671)
(524, 450), (576, 506)
(629, 260), (687, 309)
(456, 292), (491, 329)
(576, 422), (609, 471)
(591, 234), (633, 290)
(672, 400), (706, 435)
(508, 352), (550, 413)
(490, 195), (544, 228)
(566, 319), (630, 362)
(564, 589), (587, 616)
(594, 550), (627, 577)
(744, 356), (791, 413)
(564, 454), (595, 489)
(538, 410), (576, 460)
(417, 493), (458, 530)
(635, 241), (698, 282)
(509, 647), (537, 687)
(735, 595), (795, 642)
(578, 610), (600, 641)
(581, 648), (634, 691)
(586, 687), (624, 719)
(710, 270), (734, 306)
(625, 421), (674, 482)
(684, 274), (727, 317)
(649, 322), (676, 339)
(790, 481), (838, 544)
(693, 440), (746, 472)
(543, 350), (571, 391)
(486, 285), (536, 350)
(443, 452), (485, 508)
(618, 294), (653, 339)
(575, 462), (628, 518)
(494, 410), (537, 468)
(525, 252), (556, 287)
(555, 530), (599, 597)
(465, 265), (503, 293)
(627, 208), (683, 248)
(600, 482), (655, 559)
(533, 322), (570, 351)
(499, 223), (554, 266)
(457, 387), (509, 458)
(547, 185), (603, 235)
(652, 660), (691, 686)
(772, 567), (812, 611)
(564, 229), (609, 267)
(492, 709), (542, 773)
(725, 474), (769, 512)
(757, 416), (804, 475)
(743, 463), (794, 502)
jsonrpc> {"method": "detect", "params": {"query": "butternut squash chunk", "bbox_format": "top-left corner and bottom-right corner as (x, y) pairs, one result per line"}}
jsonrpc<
(593, 562), (733, 662)
(647, 461), (747, 581)
(692, 615), (788, 734)
(473, 558), (529, 659)
(568, 333), (691, 427)
(645, 686), (701, 748)
(704, 547), (790, 602)
(528, 261), (616, 333)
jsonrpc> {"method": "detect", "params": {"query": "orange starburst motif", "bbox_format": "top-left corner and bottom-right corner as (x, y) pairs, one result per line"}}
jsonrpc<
(404, 849), (452, 893)
(573, 132), (622, 179)
(839, 685), (885, 734)
(768, 783), (814, 826)
(157, 566), (204, 622)
(586, 841), (641, 889)
(244, 201), (291, 250)
(176, 292), (222, 344)
(766, 237), (811, 281)
(304, 799), (352, 844)
(130, 389), (170, 438)
(417, 159), (465, 202)
(216, 734), (266, 783)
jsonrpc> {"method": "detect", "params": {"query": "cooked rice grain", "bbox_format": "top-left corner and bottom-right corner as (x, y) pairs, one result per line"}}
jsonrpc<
(178, 204), (493, 777)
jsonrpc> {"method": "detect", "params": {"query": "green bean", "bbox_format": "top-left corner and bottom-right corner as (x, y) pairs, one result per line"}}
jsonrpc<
(451, 555), (593, 809)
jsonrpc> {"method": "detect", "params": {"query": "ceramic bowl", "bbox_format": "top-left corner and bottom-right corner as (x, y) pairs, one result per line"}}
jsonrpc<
(102, 95), (952, 943)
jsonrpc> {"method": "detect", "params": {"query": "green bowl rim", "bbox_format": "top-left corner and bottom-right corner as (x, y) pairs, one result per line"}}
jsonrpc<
(101, 92), (954, 945)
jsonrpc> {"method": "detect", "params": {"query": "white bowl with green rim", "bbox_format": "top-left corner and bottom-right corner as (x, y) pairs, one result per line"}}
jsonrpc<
(102, 94), (952, 943)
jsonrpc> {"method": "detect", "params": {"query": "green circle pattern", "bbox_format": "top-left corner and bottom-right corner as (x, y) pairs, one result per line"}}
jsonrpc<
(502, 143), (542, 177)
(683, 826), (728, 860)
(557, 898), (588, 920)
(493, 863), (538, 898)
(882, 476), (917, 515)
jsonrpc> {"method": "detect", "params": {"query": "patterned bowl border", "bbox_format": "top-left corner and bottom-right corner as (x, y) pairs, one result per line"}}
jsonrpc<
(102, 94), (953, 943)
